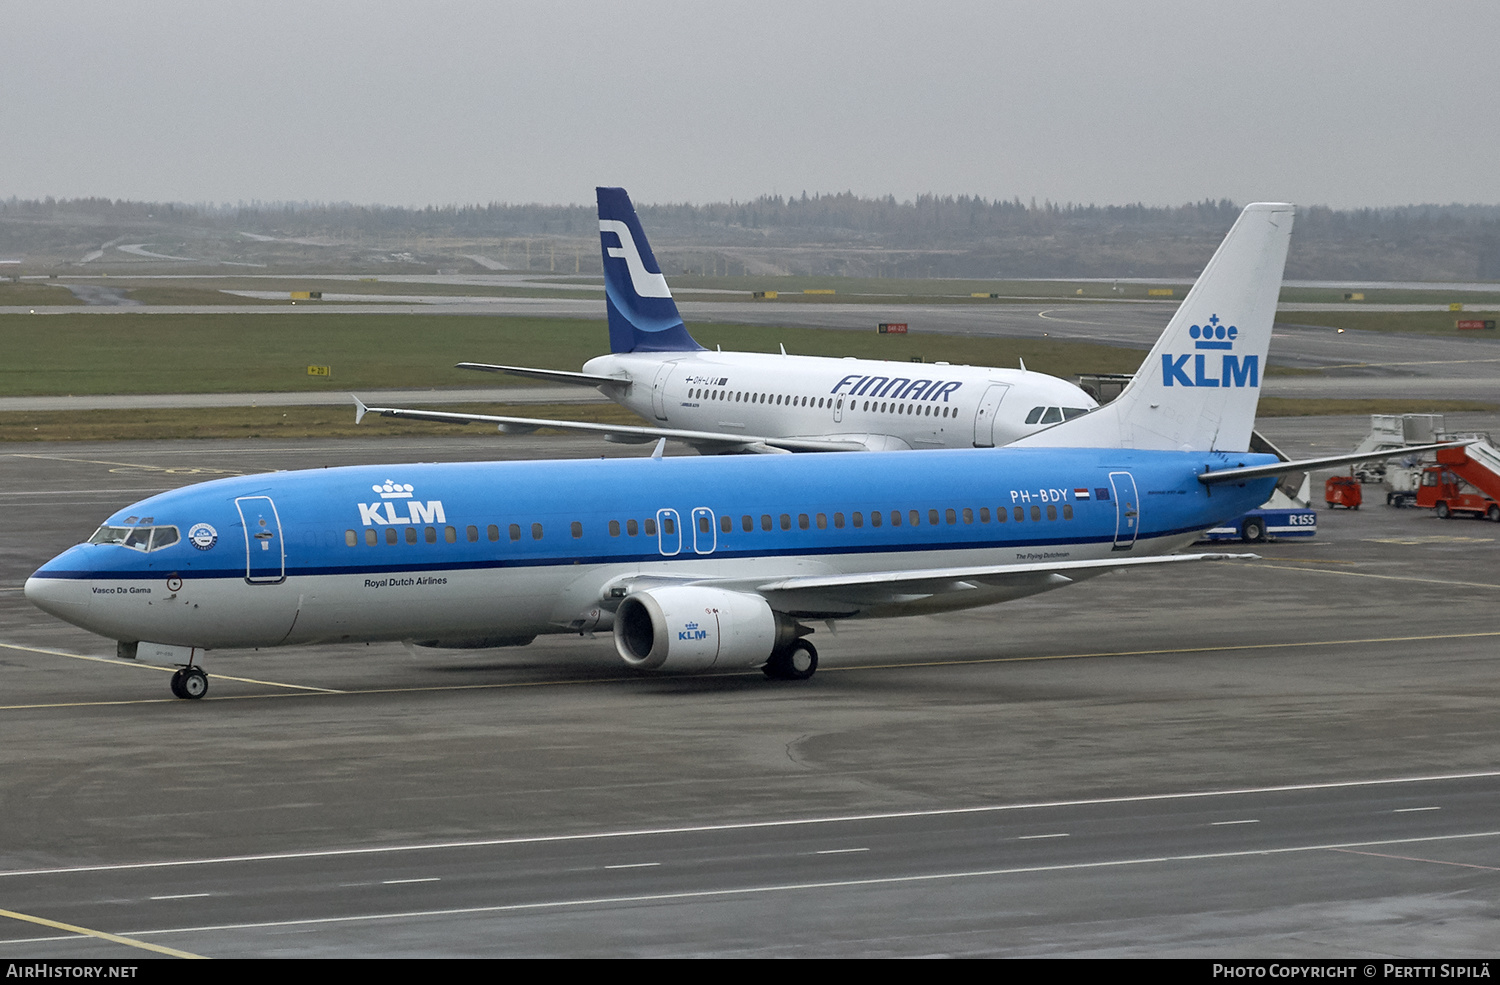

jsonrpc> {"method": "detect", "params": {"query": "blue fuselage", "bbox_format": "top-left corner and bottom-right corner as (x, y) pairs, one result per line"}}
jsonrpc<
(27, 446), (1278, 651)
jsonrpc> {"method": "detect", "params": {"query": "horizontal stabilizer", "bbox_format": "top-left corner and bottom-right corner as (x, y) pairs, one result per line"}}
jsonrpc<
(456, 362), (630, 388)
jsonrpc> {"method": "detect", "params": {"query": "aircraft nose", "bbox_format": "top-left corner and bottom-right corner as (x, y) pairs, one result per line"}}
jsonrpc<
(24, 572), (91, 620)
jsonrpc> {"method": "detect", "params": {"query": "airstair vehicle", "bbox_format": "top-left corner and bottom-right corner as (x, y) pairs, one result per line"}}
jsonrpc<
(1414, 441), (1500, 521)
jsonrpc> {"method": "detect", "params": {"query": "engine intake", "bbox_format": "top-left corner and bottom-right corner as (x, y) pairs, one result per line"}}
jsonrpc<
(613, 586), (799, 672)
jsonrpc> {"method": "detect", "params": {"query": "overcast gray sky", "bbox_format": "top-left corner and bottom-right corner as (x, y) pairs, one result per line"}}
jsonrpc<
(2, 1), (1495, 209)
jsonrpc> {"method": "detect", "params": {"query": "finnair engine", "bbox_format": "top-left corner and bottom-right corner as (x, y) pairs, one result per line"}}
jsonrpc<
(613, 586), (799, 672)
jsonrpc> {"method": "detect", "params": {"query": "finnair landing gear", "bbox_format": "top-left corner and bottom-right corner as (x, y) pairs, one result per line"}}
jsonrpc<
(169, 666), (209, 700)
(763, 639), (818, 681)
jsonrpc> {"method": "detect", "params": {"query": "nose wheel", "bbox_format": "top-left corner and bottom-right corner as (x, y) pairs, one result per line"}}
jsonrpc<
(169, 666), (209, 700)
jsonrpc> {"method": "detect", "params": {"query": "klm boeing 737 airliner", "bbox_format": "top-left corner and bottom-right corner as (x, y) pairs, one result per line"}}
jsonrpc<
(26, 202), (1449, 699)
(356, 186), (1098, 453)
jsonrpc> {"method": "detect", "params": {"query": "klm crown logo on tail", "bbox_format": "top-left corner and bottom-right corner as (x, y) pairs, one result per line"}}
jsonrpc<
(1161, 314), (1259, 389)
(597, 187), (704, 354)
(1008, 202), (1294, 454)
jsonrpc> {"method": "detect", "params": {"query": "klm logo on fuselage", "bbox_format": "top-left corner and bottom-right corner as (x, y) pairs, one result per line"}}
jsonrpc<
(830, 374), (964, 401)
(358, 479), (446, 527)
(1161, 314), (1258, 388)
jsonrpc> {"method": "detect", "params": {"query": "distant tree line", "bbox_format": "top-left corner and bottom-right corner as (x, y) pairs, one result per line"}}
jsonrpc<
(3, 193), (1497, 280)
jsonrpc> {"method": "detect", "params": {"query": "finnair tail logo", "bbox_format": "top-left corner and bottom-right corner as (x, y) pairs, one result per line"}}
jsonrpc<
(1162, 313), (1258, 388)
(600, 220), (672, 299)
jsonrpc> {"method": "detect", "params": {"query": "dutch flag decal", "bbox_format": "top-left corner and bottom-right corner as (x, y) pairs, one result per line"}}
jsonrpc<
(1074, 487), (1091, 500)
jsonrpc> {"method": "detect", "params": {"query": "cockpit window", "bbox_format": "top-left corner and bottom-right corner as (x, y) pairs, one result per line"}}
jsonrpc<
(88, 524), (181, 552)
(1062, 407), (1090, 420)
(1040, 407), (1064, 425)
(1025, 407), (1045, 425)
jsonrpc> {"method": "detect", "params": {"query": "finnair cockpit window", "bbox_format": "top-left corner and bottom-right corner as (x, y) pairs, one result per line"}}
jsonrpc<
(1026, 406), (1093, 426)
(87, 524), (181, 552)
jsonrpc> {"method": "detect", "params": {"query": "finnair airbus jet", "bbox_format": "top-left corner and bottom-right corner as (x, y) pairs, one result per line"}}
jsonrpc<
(27, 203), (1451, 700)
(357, 187), (1096, 453)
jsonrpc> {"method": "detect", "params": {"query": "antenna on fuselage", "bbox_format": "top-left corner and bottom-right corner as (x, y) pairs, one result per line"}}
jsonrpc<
(650, 438), (666, 459)
(1018, 357), (1026, 372)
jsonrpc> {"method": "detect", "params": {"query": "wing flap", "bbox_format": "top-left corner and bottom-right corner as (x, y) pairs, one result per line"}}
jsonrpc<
(748, 553), (1252, 616)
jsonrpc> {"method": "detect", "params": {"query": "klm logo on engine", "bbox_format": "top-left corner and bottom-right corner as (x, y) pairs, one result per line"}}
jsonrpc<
(1161, 314), (1258, 388)
(358, 479), (446, 527)
(678, 620), (710, 642)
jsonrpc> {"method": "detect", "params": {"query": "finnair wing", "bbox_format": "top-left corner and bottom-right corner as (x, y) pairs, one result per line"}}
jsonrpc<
(730, 553), (1253, 618)
(455, 362), (630, 388)
(352, 397), (867, 454)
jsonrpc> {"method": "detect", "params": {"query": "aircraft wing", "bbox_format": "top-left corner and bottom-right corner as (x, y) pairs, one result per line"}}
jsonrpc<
(455, 362), (630, 388)
(1198, 441), (1468, 485)
(352, 397), (868, 454)
(723, 553), (1253, 618)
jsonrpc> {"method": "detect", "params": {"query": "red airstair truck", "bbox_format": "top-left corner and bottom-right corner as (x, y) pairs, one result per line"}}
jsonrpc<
(1415, 441), (1500, 521)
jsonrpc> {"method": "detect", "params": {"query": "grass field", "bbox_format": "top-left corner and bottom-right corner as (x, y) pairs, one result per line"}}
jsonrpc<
(0, 282), (81, 305)
(0, 312), (1156, 397)
(1277, 310), (1500, 335)
(1256, 397), (1497, 417)
(0, 401), (643, 443)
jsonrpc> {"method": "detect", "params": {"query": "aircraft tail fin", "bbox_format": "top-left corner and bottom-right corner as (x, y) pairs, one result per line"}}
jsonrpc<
(597, 187), (703, 353)
(1013, 202), (1294, 453)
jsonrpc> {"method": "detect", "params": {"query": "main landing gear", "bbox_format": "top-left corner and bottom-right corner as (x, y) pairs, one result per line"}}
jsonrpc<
(763, 639), (818, 681)
(169, 665), (209, 700)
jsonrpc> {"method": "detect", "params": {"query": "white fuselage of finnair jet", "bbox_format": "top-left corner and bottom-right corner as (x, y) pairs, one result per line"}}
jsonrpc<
(582, 350), (1096, 451)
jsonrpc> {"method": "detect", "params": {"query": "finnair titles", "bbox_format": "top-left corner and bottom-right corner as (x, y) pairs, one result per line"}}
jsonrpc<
(357, 186), (1096, 453)
(28, 201), (1453, 701)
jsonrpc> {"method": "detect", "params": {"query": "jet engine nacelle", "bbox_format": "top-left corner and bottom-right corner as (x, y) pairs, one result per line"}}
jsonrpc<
(613, 586), (798, 672)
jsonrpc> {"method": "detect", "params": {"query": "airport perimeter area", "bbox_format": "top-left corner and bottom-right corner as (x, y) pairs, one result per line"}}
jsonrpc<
(3, 263), (1500, 956)
(2, 414), (1500, 957)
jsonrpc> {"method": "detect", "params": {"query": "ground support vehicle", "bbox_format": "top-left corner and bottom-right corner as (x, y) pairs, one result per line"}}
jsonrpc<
(1415, 442), (1500, 521)
(1325, 475), (1362, 509)
(1203, 506), (1318, 543)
